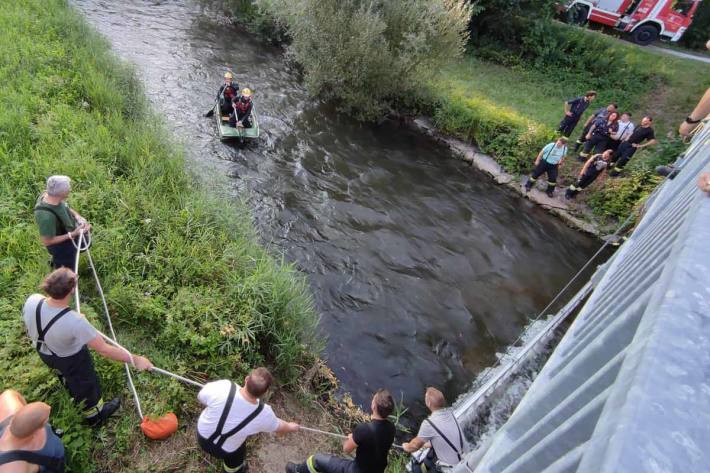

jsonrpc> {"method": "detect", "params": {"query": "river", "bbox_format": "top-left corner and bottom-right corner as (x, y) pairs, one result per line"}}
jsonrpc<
(73, 0), (600, 421)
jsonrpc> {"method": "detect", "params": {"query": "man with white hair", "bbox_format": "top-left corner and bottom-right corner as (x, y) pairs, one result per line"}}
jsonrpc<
(34, 176), (91, 269)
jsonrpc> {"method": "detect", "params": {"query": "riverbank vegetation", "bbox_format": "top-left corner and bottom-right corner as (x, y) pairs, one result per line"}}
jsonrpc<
(219, 0), (710, 224)
(0, 0), (320, 470)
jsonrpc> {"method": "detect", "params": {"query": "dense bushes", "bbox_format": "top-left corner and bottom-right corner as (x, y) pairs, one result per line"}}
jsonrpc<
(432, 90), (555, 174)
(680, 2), (710, 50)
(224, 0), (471, 120)
(0, 1), (317, 470)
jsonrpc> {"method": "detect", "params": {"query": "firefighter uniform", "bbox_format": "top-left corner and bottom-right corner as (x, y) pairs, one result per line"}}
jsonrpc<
(574, 107), (610, 151)
(525, 141), (568, 197)
(579, 117), (618, 159)
(566, 154), (609, 199)
(22, 294), (115, 424)
(610, 125), (656, 176)
(558, 96), (591, 137)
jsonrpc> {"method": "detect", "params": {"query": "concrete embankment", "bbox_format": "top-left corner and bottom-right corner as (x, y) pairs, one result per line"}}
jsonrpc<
(410, 117), (604, 237)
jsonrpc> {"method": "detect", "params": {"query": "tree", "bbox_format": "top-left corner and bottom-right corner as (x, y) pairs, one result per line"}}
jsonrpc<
(256, 0), (471, 120)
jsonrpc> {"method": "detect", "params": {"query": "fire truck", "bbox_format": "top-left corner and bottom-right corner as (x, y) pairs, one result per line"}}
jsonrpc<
(564, 0), (702, 45)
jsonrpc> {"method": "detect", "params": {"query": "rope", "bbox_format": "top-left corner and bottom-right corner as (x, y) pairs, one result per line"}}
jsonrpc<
(73, 231), (144, 419)
(299, 426), (406, 450)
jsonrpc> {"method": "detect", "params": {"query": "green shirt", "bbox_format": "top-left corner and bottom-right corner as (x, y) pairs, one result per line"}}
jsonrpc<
(34, 194), (77, 238)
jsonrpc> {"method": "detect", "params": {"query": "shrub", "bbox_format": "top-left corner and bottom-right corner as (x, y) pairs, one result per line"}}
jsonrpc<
(432, 89), (556, 174)
(252, 0), (471, 120)
(587, 169), (661, 220)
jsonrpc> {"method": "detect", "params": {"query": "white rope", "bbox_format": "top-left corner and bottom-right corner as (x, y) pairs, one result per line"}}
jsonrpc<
(151, 367), (205, 389)
(299, 426), (406, 450)
(73, 231), (144, 419)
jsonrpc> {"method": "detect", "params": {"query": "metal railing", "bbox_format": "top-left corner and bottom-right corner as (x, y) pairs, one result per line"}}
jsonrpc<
(453, 122), (710, 473)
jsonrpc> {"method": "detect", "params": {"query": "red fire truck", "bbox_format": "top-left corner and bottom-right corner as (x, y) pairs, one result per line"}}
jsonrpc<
(564, 0), (702, 45)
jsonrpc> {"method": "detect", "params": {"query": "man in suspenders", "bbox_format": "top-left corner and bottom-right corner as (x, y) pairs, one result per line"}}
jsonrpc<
(22, 269), (153, 426)
(197, 367), (300, 473)
(402, 388), (464, 473)
(524, 137), (569, 197)
(33, 176), (91, 269)
(286, 389), (396, 473)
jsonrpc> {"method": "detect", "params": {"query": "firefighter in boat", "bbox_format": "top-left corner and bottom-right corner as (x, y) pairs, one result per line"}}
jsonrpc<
(217, 72), (239, 116)
(230, 88), (254, 129)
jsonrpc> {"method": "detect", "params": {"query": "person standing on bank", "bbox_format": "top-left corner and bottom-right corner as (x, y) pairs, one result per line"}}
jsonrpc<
(197, 367), (300, 473)
(609, 115), (658, 176)
(34, 176), (91, 270)
(286, 389), (396, 473)
(402, 387), (464, 473)
(574, 103), (618, 152)
(565, 150), (613, 199)
(524, 137), (568, 197)
(609, 112), (635, 152)
(22, 269), (153, 427)
(0, 390), (65, 472)
(579, 111), (619, 160)
(558, 91), (597, 137)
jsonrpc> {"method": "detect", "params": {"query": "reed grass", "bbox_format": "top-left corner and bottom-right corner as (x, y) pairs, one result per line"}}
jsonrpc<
(0, 1), (319, 470)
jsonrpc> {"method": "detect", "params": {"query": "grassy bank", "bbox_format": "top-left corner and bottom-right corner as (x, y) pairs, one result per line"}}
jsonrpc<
(0, 0), (319, 470)
(431, 24), (710, 221)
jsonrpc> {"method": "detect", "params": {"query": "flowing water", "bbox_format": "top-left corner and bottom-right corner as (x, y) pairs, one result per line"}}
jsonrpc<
(73, 0), (600, 421)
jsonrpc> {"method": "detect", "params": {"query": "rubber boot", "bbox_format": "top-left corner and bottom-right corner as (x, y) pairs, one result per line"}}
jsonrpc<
(565, 186), (578, 199)
(524, 178), (535, 192)
(545, 183), (556, 198)
(85, 397), (121, 427)
(285, 462), (306, 473)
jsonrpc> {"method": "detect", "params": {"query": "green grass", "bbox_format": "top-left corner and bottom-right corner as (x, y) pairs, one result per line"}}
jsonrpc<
(0, 1), (318, 471)
(430, 22), (710, 221)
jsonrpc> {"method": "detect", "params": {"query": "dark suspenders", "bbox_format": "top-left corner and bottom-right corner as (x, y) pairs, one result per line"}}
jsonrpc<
(35, 299), (72, 356)
(425, 414), (464, 462)
(207, 382), (264, 449)
(0, 450), (64, 472)
(34, 206), (68, 235)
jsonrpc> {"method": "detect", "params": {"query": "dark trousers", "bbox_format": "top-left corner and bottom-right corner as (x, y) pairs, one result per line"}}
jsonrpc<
(526, 160), (559, 195)
(575, 122), (593, 148)
(611, 141), (637, 170)
(229, 113), (252, 128)
(38, 346), (102, 418)
(410, 450), (440, 473)
(566, 169), (601, 198)
(47, 239), (78, 270)
(558, 115), (580, 137)
(220, 102), (234, 116)
(293, 454), (358, 473)
(198, 434), (247, 472)
(580, 135), (609, 157)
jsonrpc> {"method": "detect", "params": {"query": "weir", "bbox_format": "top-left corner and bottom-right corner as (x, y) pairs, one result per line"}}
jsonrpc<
(452, 122), (710, 472)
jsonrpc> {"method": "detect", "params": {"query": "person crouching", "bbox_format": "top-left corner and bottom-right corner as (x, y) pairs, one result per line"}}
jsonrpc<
(197, 367), (300, 473)
(565, 150), (613, 199)
(286, 389), (396, 473)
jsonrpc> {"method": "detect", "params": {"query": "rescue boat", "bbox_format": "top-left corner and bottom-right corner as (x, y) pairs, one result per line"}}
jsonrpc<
(214, 103), (260, 141)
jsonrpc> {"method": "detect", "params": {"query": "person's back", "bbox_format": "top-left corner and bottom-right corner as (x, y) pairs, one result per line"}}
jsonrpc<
(418, 409), (462, 466)
(22, 294), (97, 358)
(352, 418), (395, 473)
(197, 379), (280, 451)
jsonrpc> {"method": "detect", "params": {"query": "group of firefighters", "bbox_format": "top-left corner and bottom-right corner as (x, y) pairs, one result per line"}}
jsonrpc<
(2, 175), (464, 473)
(525, 90), (658, 199)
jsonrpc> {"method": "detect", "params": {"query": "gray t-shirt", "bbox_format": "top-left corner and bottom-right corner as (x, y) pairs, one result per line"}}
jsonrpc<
(417, 409), (464, 466)
(23, 294), (98, 357)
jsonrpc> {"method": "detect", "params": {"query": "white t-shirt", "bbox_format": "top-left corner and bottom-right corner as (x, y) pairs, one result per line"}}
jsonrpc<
(197, 380), (280, 452)
(614, 121), (635, 141)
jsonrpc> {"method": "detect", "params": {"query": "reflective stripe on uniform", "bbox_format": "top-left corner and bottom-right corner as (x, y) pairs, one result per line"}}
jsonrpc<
(83, 398), (103, 419)
(306, 455), (321, 473)
(223, 461), (244, 473)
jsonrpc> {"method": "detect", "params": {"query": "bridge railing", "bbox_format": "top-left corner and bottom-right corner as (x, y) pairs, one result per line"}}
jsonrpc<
(453, 121), (710, 473)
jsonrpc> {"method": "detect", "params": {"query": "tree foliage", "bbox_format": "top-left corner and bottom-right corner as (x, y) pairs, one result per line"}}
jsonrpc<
(256, 0), (471, 120)
(680, 1), (710, 50)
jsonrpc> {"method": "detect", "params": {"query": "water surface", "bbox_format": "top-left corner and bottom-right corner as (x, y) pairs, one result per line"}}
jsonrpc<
(73, 0), (600, 420)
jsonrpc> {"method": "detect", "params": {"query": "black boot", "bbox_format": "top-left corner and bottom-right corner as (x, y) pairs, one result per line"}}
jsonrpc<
(285, 462), (305, 473)
(546, 184), (556, 198)
(524, 178), (535, 192)
(84, 397), (121, 427)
